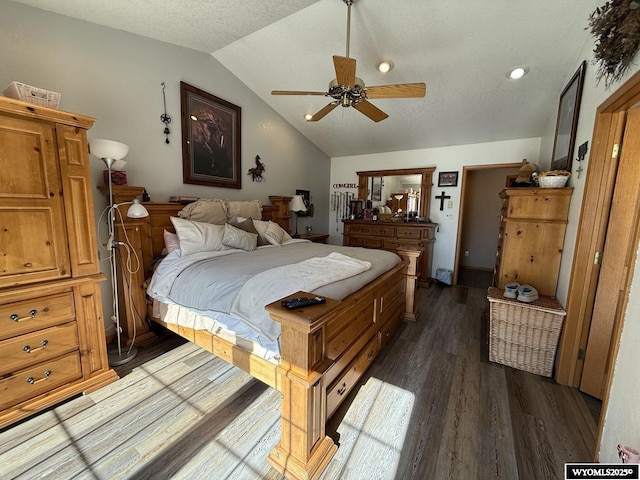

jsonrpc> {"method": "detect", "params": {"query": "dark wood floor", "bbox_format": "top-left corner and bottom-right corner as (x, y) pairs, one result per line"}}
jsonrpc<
(1, 285), (599, 479)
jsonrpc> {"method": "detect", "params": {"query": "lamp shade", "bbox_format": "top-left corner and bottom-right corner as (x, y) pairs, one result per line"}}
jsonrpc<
(289, 195), (307, 213)
(90, 139), (129, 161)
(126, 199), (149, 218)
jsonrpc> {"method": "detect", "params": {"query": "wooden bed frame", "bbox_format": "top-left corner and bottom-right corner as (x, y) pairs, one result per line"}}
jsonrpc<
(114, 196), (418, 480)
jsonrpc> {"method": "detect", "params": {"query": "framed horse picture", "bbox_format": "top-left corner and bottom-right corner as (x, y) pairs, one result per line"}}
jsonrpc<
(180, 81), (241, 189)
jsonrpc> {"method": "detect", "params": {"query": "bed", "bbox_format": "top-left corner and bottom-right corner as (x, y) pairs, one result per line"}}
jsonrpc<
(113, 196), (419, 480)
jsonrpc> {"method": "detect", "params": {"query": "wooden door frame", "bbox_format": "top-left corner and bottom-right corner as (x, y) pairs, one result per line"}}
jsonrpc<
(555, 70), (640, 456)
(453, 163), (522, 285)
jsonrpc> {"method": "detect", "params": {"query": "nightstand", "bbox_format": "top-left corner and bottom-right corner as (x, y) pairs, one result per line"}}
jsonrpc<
(298, 232), (329, 244)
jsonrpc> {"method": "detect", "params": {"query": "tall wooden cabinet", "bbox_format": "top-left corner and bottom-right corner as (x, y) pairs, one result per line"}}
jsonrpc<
(493, 187), (573, 297)
(0, 97), (117, 428)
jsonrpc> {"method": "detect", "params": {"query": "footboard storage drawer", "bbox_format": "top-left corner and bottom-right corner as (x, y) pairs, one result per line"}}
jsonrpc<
(326, 335), (379, 418)
(0, 352), (83, 411)
(326, 294), (375, 360)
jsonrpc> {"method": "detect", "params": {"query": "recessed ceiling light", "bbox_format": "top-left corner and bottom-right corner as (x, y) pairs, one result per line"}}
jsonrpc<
(377, 60), (394, 73)
(507, 66), (529, 80)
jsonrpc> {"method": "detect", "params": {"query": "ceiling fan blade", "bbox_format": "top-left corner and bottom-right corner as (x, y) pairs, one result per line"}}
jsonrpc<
(271, 90), (326, 96)
(365, 83), (426, 99)
(353, 100), (388, 122)
(307, 102), (339, 122)
(333, 55), (356, 88)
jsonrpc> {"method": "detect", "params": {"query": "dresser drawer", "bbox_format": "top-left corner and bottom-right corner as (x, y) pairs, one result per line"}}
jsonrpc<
(0, 352), (82, 411)
(326, 335), (379, 418)
(383, 239), (420, 251)
(0, 293), (75, 340)
(0, 322), (79, 375)
(372, 225), (394, 237)
(395, 227), (422, 240)
(351, 236), (382, 248)
(350, 224), (373, 235)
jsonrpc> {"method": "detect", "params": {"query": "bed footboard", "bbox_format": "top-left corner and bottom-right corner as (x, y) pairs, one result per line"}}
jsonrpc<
(265, 260), (407, 479)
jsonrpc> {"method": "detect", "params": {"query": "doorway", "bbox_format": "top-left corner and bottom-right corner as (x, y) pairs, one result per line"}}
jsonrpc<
(454, 163), (521, 288)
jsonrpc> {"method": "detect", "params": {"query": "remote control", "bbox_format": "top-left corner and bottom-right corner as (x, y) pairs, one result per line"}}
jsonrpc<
(281, 296), (326, 310)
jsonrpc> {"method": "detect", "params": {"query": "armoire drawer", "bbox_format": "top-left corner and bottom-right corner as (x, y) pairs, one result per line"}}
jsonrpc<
(0, 293), (75, 341)
(0, 322), (79, 375)
(326, 335), (379, 418)
(0, 352), (82, 411)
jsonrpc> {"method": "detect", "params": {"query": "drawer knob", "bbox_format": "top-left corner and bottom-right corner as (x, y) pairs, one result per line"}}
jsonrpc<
(10, 309), (37, 322)
(367, 350), (374, 360)
(23, 340), (48, 354)
(26, 370), (51, 385)
(337, 382), (347, 396)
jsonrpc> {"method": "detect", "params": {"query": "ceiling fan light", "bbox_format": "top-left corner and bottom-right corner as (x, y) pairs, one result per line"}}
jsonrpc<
(507, 66), (529, 80)
(304, 113), (313, 121)
(377, 60), (394, 73)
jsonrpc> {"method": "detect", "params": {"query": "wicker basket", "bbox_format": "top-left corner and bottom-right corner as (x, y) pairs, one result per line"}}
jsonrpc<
(538, 175), (569, 188)
(487, 287), (566, 377)
(3, 81), (61, 109)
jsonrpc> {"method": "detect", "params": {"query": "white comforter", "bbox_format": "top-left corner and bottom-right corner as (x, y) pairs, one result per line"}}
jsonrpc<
(148, 240), (401, 345)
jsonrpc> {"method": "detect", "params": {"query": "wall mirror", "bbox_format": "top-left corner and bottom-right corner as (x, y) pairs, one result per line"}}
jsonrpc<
(356, 167), (435, 220)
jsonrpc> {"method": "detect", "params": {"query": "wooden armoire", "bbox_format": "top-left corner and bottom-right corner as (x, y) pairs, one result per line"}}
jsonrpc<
(493, 187), (573, 297)
(0, 97), (117, 428)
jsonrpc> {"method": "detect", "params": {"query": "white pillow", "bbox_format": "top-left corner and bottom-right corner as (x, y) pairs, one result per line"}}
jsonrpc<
(170, 217), (226, 255)
(264, 221), (286, 246)
(222, 223), (257, 251)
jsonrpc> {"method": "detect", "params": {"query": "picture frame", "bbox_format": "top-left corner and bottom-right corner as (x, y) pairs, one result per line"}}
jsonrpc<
(438, 171), (458, 187)
(551, 61), (586, 172)
(296, 189), (312, 217)
(180, 81), (241, 189)
(371, 177), (383, 201)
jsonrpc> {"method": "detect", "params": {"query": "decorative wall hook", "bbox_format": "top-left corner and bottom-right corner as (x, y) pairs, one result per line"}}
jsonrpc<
(160, 82), (172, 144)
(248, 155), (266, 182)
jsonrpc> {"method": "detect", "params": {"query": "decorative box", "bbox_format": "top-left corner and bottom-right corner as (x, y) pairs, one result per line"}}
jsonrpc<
(3, 81), (61, 109)
(103, 170), (128, 186)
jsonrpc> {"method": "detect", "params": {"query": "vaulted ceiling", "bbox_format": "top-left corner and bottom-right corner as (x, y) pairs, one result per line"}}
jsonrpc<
(12, 0), (602, 157)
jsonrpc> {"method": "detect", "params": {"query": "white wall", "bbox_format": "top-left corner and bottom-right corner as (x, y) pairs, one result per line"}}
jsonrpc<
(0, 1), (330, 327)
(329, 137), (542, 277)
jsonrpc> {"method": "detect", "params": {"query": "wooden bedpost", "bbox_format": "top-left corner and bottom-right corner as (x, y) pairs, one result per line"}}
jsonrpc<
(268, 195), (293, 233)
(396, 249), (420, 321)
(265, 293), (340, 480)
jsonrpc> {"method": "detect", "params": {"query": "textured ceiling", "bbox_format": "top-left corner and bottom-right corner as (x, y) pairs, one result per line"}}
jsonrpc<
(12, 0), (602, 158)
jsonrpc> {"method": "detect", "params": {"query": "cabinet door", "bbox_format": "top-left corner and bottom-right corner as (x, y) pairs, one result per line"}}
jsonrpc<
(498, 220), (567, 296)
(56, 124), (100, 276)
(0, 116), (70, 288)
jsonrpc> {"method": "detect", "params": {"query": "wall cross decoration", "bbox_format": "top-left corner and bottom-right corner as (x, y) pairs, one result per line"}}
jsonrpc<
(435, 191), (451, 211)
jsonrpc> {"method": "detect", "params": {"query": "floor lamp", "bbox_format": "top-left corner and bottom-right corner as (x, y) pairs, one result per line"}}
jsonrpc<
(289, 194), (307, 238)
(90, 139), (149, 366)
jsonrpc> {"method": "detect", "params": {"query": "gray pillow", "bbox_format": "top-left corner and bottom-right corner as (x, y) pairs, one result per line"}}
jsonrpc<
(222, 223), (258, 251)
(232, 217), (268, 246)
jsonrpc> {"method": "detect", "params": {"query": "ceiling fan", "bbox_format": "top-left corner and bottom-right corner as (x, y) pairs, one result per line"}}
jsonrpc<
(271, 0), (426, 122)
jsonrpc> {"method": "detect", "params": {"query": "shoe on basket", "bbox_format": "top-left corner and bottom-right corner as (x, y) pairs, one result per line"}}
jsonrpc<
(503, 282), (520, 299)
(517, 285), (538, 303)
